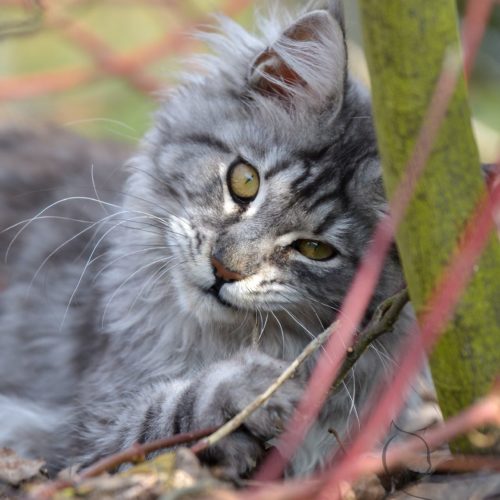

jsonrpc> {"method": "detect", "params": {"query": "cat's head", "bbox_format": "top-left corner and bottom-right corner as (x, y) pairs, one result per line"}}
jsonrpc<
(123, 1), (403, 331)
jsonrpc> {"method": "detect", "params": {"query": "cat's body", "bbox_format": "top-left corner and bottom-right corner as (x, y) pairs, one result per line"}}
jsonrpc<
(0, 2), (433, 477)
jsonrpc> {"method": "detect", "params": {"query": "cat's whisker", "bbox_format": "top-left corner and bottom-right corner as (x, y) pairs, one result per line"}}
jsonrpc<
(119, 189), (191, 228)
(1, 215), (95, 231)
(368, 344), (393, 375)
(127, 256), (179, 313)
(257, 311), (270, 344)
(227, 307), (250, 336)
(4, 194), (186, 264)
(270, 289), (321, 327)
(275, 296), (334, 362)
(3, 196), (131, 262)
(270, 311), (286, 357)
(132, 259), (189, 315)
(27, 211), (130, 294)
(346, 369), (361, 429)
(371, 340), (397, 368)
(22, 211), (186, 296)
(290, 290), (365, 338)
(27, 213), (173, 294)
(92, 245), (172, 282)
(278, 306), (316, 342)
(63, 116), (137, 132)
(282, 283), (343, 316)
(342, 380), (360, 426)
(91, 163), (109, 216)
(100, 256), (177, 328)
(61, 217), (167, 329)
(307, 303), (326, 331)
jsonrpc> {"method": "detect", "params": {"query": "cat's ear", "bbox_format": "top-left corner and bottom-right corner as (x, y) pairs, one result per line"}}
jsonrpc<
(248, 7), (346, 106)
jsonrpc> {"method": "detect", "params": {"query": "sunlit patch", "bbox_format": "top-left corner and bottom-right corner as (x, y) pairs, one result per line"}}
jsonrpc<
(219, 162), (240, 216)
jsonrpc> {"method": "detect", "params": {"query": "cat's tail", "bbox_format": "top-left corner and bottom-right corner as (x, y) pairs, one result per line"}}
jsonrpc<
(0, 394), (69, 465)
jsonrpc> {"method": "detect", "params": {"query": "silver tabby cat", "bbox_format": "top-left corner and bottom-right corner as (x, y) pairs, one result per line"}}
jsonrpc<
(0, 1), (427, 477)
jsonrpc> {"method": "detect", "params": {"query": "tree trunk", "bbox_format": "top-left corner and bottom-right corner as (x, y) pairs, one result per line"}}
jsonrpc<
(358, 0), (500, 451)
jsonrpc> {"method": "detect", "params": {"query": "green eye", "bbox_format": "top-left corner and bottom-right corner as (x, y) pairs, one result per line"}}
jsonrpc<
(293, 239), (336, 261)
(228, 161), (260, 202)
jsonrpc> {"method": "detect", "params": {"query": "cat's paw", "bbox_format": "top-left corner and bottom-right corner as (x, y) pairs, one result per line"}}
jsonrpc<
(186, 351), (304, 477)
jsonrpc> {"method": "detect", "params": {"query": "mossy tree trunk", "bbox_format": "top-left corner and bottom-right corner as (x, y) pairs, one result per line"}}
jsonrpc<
(358, 0), (500, 451)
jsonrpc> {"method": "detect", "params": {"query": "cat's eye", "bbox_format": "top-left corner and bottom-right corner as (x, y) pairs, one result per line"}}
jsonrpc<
(293, 239), (336, 261)
(227, 161), (260, 203)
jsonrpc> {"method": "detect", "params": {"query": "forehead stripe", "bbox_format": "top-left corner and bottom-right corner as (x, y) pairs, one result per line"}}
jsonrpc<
(177, 133), (232, 154)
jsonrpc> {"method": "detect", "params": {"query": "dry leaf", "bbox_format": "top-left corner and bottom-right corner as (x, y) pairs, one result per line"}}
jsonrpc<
(0, 448), (46, 486)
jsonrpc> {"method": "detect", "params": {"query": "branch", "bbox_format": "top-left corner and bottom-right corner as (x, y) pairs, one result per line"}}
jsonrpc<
(79, 426), (218, 480)
(330, 288), (409, 393)
(191, 322), (339, 454)
(346, 380), (500, 479)
(193, 288), (409, 455)
(30, 290), (409, 499)
(30, 426), (217, 500)
(245, 382), (500, 500)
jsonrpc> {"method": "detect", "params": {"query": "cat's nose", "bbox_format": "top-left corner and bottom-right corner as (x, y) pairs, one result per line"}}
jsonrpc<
(210, 255), (245, 282)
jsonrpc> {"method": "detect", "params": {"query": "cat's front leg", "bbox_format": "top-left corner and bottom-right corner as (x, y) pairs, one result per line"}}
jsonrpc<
(83, 351), (304, 478)
(170, 351), (305, 478)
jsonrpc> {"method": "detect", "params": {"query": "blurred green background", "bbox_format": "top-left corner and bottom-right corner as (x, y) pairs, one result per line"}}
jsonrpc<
(0, 0), (498, 160)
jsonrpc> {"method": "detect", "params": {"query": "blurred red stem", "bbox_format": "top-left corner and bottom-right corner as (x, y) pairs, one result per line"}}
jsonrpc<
(317, 167), (500, 499)
(253, 50), (461, 485)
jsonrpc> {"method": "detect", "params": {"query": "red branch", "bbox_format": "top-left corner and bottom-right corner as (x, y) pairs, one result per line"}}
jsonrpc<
(30, 426), (217, 500)
(244, 382), (500, 500)
(254, 0), (491, 482)
(317, 169), (500, 499)
(462, 0), (495, 79)
(49, 11), (161, 94)
(253, 49), (462, 485)
(0, 0), (254, 101)
(78, 427), (218, 479)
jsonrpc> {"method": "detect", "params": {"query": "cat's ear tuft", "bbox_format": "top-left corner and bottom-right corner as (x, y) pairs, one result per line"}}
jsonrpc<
(248, 9), (346, 106)
(327, 0), (345, 34)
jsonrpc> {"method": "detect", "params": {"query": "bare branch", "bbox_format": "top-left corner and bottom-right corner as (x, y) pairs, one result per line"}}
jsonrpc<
(79, 426), (218, 480)
(30, 426), (217, 500)
(331, 287), (409, 393)
(193, 288), (409, 455)
(191, 322), (339, 454)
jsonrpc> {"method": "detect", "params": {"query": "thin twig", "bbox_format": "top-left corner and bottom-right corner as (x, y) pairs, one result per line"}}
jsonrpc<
(328, 428), (346, 455)
(79, 426), (218, 479)
(191, 322), (339, 454)
(317, 178), (500, 499)
(30, 426), (217, 500)
(433, 455), (500, 473)
(255, 50), (462, 484)
(193, 288), (409, 455)
(330, 288), (409, 393)
(244, 383), (500, 500)
(345, 381), (500, 479)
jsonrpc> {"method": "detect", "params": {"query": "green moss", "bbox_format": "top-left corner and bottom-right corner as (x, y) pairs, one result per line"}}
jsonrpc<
(360, 0), (500, 452)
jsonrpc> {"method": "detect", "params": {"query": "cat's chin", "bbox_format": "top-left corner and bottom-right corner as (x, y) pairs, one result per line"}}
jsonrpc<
(177, 284), (245, 326)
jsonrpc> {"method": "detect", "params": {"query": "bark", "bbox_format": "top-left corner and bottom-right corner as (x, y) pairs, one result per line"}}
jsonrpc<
(358, 0), (500, 451)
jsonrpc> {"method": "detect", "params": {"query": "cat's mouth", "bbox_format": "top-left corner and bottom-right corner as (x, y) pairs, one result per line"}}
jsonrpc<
(205, 274), (238, 309)
(206, 286), (235, 308)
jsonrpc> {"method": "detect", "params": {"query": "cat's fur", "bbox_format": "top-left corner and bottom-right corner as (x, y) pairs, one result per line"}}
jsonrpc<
(0, 2), (434, 477)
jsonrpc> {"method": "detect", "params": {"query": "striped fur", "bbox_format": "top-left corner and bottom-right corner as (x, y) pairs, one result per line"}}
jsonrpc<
(0, 2), (440, 477)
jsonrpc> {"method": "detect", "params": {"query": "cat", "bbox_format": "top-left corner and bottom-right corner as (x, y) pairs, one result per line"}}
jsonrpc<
(0, 1), (435, 478)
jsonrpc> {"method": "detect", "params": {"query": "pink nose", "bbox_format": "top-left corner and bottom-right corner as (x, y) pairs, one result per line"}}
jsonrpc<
(210, 255), (245, 282)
